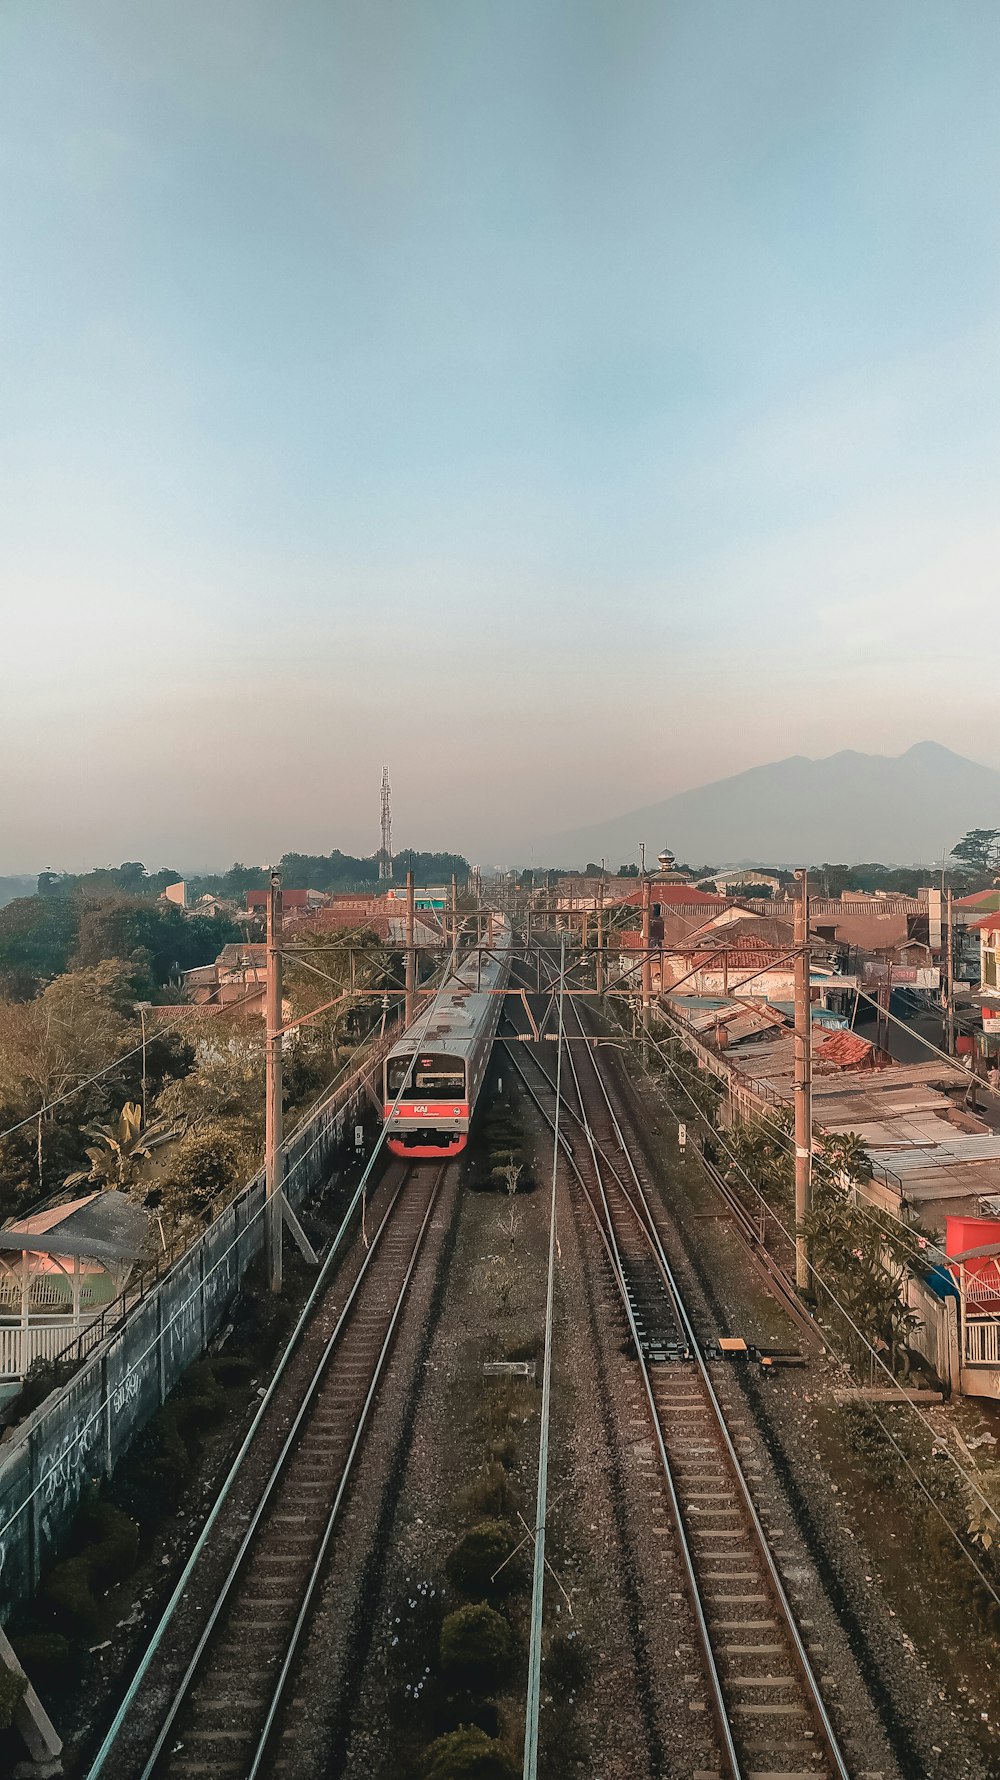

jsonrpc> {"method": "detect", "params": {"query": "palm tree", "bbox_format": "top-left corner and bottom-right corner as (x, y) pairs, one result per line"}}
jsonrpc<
(64, 1101), (181, 1192)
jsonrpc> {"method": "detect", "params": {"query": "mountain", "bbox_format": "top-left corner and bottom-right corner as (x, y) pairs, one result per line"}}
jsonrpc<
(538, 743), (1000, 869)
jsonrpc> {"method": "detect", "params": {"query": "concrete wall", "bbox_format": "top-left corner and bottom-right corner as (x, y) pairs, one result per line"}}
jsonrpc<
(0, 1052), (380, 1623)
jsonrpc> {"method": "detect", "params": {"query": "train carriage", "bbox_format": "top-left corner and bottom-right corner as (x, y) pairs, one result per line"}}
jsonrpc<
(383, 915), (512, 1157)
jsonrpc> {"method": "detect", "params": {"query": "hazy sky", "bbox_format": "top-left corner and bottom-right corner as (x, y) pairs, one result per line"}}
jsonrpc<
(2, 1), (999, 870)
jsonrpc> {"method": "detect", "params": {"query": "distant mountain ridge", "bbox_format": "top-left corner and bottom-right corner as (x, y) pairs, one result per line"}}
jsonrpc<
(539, 743), (1000, 869)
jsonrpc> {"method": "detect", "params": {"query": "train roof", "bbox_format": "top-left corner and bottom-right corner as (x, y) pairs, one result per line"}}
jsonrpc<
(387, 917), (512, 1058)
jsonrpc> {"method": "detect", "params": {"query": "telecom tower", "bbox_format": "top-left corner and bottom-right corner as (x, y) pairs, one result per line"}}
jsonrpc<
(379, 766), (393, 880)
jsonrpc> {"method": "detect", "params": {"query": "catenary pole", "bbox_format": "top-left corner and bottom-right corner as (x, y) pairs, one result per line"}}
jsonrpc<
(405, 868), (415, 1026)
(939, 886), (946, 1053)
(265, 870), (284, 1293)
(640, 873), (652, 1061)
(793, 867), (812, 1293)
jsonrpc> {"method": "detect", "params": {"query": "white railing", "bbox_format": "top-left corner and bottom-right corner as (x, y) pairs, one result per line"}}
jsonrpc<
(963, 1317), (1000, 1367)
(0, 1316), (110, 1382)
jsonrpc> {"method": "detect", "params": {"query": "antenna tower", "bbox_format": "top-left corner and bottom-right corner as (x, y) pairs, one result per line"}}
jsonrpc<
(379, 766), (393, 880)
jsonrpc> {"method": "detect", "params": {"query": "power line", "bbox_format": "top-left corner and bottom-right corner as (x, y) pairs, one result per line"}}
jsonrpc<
(627, 1012), (1000, 1549)
(0, 986), (268, 1146)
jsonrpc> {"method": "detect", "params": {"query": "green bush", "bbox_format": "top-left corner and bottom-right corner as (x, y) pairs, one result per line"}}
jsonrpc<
(78, 1498), (139, 1591)
(445, 1522), (519, 1599)
(9, 1632), (71, 1686)
(0, 1658), (26, 1732)
(209, 1354), (254, 1387)
(461, 1465), (515, 1523)
(15, 1356), (77, 1420)
(44, 1555), (100, 1639)
(115, 1361), (226, 1525)
(423, 1725), (517, 1780)
(43, 1488), (140, 1637)
(439, 1604), (515, 1688)
(488, 1436), (517, 1471)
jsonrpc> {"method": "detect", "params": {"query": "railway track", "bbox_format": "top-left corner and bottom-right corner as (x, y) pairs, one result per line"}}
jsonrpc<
(98, 1161), (448, 1780)
(508, 981), (851, 1780)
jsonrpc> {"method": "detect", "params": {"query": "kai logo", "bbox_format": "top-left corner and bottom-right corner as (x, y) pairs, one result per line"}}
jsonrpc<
(412, 1103), (429, 1114)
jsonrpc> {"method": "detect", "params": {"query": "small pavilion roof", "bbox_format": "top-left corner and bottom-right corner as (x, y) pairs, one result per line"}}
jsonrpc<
(0, 1192), (149, 1262)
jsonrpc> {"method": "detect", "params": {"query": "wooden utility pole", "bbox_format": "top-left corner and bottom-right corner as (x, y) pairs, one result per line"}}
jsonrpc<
(939, 890), (946, 1053)
(405, 868), (416, 1026)
(793, 868), (812, 1294)
(265, 870), (283, 1293)
(641, 874), (652, 1058)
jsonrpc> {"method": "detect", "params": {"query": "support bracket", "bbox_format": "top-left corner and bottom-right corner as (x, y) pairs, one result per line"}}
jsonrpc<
(0, 1624), (63, 1773)
(280, 1193), (319, 1266)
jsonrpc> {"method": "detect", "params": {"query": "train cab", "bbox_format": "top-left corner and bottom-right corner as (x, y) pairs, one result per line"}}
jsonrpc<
(383, 1049), (471, 1156)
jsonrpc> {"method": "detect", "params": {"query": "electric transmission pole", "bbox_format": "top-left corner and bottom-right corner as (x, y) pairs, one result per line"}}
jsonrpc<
(793, 869), (812, 1294)
(265, 870), (283, 1293)
(379, 765), (393, 880)
(405, 868), (415, 1026)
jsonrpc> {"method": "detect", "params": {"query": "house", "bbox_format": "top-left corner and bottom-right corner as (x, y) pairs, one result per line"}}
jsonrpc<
(182, 944), (275, 1016)
(246, 888), (329, 918)
(384, 885), (451, 911)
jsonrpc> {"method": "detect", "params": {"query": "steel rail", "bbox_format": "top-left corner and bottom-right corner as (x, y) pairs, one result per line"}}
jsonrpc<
(506, 972), (850, 1780)
(562, 1003), (851, 1780)
(137, 1164), (444, 1779)
(532, 1031), (744, 1780)
(245, 1162), (446, 1779)
(503, 1038), (742, 1774)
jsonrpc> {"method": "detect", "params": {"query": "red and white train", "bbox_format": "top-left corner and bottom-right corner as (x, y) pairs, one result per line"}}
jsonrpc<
(383, 914), (512, 1158)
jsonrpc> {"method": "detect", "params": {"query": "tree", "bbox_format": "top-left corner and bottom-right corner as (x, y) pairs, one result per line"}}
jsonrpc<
(73, 898), (240, 992)
(0, 964), (136, 1111)
(149, 1129), (239, 1223)
(155, 1023), (266, 1179)
(0, 895), (81, 996)
(64, 1101), (179, 1191)
(951, 829), (1000, 883)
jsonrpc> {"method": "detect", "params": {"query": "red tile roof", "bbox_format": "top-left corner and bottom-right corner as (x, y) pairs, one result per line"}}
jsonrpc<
(613, 884), (731, 909)
(814, 1031), (882, 1068)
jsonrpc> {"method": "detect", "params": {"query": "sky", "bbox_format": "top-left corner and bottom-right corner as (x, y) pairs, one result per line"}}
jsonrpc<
(2, 0), (999, 871)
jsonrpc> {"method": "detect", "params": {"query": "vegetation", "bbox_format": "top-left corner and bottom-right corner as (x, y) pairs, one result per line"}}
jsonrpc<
(0, 1657), (27, 1732)
(445, 1521), (519, 1600)
(950, 827), (1000, 885)
(422, 1727), (517, 1780)
(64, 1101), (179, 1191)
(718, 1109), (939, 1377)
(815, 836), (1000, 896)
(439, 1605), (515, 1687)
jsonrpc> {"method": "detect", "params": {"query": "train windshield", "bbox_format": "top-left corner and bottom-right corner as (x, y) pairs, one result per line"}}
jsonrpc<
(387, 1052), (465, 1099)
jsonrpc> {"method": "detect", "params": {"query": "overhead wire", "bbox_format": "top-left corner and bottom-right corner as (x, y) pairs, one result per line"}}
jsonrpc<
(0, 986), (271, 1145)
(0, 1009), (399, 1558)
(624, 1010), (1000, 1559)
(523, 947), (1000, 1599)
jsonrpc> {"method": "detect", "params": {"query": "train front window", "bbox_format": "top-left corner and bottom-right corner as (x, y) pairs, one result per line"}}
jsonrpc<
(386, 1058), (413, 1096)
(413, 1053), (466, 1097)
